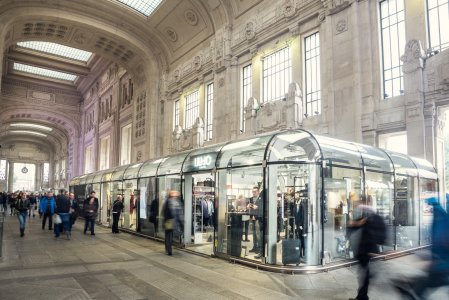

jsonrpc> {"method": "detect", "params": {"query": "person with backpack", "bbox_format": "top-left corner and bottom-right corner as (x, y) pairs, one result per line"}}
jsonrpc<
(15, 191), (30, 237)
(348, 204), (386, 300)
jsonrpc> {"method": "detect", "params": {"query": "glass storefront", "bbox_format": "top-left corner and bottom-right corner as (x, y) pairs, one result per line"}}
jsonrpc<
(70, 129), (439, 269)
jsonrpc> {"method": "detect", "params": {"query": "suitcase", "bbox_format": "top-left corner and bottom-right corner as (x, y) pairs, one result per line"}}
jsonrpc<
(282, 239), (301, 265)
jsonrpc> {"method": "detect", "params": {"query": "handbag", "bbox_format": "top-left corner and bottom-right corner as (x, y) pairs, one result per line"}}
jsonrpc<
(164, 219), (174, 230)
(53, 214), (62, 224)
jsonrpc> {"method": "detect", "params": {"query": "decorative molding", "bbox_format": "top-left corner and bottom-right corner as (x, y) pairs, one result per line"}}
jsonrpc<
(325, 0), (352, 15)
(282, 0), (298, 18)
(184, 9), (199, 26)
(166, 27), (178, 42)
(400, 39), (425, 74)
(335, 18), (348, 34)
(218, 77), (225, 88)
(245, 21), (256, 41)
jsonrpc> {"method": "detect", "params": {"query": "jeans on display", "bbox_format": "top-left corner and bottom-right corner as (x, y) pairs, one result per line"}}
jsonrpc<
(165, 229), (173, 255)
(54, 213), (71, 237)
(84, 217), (95, 234)
(18, 212), (27, 232)
(112, 212), (121, 233)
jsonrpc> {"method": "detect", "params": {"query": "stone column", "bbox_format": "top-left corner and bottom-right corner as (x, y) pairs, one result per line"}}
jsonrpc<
(404, 0), (428, 50)
(401, 40), (427, 159)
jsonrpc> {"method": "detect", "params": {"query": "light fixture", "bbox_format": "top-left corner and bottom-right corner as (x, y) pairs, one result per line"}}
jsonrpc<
(10, 123), (53, 131)
(9, 130), (47, 137)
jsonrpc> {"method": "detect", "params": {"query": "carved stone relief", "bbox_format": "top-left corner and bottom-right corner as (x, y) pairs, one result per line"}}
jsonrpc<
(72, 30), (92, 45)
(400, 39), (425, 74)
(335, 18), (348, 34)
(184, 9), (198, 26)
(166, 27), (178, 42)
(245, 21), (256, 41)
(282, 0), (297, 18)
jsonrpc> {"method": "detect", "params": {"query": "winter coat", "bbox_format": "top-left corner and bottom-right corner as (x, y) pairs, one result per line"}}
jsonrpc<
(39, 196), (56, 214)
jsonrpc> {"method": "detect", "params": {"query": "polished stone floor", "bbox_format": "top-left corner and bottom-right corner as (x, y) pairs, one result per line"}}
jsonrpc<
(0, 212), (447, 300)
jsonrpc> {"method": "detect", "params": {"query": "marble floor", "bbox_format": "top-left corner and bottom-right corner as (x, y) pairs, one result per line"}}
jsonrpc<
(0, 213), (447, 300)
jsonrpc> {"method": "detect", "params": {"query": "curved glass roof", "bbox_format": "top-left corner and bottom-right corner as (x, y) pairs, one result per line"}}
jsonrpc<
(70, 130), (438, 185)
(78, 174), (89, 185)
(92, 170), (107, 183)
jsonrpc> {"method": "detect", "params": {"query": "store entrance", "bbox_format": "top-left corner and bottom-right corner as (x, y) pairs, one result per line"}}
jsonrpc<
(185, 173), (215, 255)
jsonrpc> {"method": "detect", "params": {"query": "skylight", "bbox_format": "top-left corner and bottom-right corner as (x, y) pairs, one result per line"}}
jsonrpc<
(17, 41), (92, 62)
(116, 0), (163, 16)
(13, 62), (77, 82)
(10, 123), (53, 132)
(9, 130), (47, 137)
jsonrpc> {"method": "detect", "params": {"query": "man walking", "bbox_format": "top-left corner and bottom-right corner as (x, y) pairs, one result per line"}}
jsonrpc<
(163, 191), (183, 256)
(55, 190), (71, 239)
(39, 191), (56, 230)
(83, 191), (99, 235)
(111, 195), (124, 233)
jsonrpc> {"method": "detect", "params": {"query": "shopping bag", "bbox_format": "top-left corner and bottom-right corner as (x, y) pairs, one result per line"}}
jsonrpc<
(53, 214), (62, 224)
(164, 219), (174, 230)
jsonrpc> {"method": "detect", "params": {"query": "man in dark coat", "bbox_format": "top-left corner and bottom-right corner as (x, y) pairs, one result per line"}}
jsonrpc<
(83, 191), (99, 235)
(111, 195), (124, 234)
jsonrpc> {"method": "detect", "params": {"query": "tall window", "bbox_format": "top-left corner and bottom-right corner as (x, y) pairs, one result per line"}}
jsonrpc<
(0, 160), (6, 180)
(185, 90), (199, 129)
(99, 135), (110, 170)
(120, 124), (132, 165)
(43, 162), (49, 182)
(262, 47), (291, 103)
(173, 100), (180, 129)
(84, 146), (93, 173)
(205, 83), (214, 140)
(427, 0), (449, 52)
(241, 64), (252, 133)
(380, 0), (406, 99)
(304, 32), (321, 116)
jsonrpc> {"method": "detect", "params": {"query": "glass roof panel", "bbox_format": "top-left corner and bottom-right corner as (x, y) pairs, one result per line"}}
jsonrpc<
(410, 157), (438, 179)
(313, 135), (363, 168)
(355, 143), (393, 173)
(111, 165), (129, 181)
(217, 134), (273, 168)
(116, 0), (163, 16)
(13, 62), (77, 82)
(17, 41), (92, 62)
(267, 131), (321, 163)
(385, 150), (418, 176)
(123, 163), (143, 179)
(157, 153), (189, 176)
(92, 170), (107, 183)
(138, 158), (164, 177)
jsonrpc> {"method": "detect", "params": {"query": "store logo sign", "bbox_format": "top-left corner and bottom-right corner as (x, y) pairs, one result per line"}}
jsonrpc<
(193, 155), (213, 169)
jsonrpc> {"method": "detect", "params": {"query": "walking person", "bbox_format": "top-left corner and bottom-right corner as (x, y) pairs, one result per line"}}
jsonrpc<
(54, 190), (71, 239)
(111, 195), (124, 234)
(8, 192), (17, 216)
(163, 190), (183, 256)
(15, 191), (30, 237)
(68, 192), (79, 232)
(0, 192), (6, 213)
(83, 191), (99, 235)
(39, 191), (56, 230)
(28, 193), (37, 218)
(348, 204), (386, 300)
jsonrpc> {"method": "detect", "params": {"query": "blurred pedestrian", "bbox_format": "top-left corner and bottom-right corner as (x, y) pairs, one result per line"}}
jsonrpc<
(163, 190), (183, 256)
(112, 195), (124, 234)
(394, 196), (449, 299)
(68, 192), (79, 232)
(39, 191), (56, 230)
(55, 190), (71, 239)
(28, 193), (37, 218)
(83, 191), (98, 235)
(15, 191), (30, 237)
(348, 204), (386, 300)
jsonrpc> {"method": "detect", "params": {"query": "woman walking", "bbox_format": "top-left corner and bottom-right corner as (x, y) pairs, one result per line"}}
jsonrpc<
(15, 191), (30, 237)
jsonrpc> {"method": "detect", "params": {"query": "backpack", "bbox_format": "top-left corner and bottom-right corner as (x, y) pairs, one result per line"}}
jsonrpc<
(367, 213), (387, 245)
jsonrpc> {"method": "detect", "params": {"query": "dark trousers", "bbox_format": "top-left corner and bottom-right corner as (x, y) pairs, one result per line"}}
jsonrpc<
(42, 212), (53, 229)
(251, 218), (260, 251)
(243, 220), (249, 240)
(356, 254), (371, 300)
(165, 229), (173, 255)
(84, 217), (95, 234)
(112, 212), (121, 233)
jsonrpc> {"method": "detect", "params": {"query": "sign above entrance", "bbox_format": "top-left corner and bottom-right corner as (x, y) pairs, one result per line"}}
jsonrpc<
(184, 153), (217, 172)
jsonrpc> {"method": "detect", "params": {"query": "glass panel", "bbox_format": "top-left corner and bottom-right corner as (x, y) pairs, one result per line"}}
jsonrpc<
(139, 178), (159, 237)
(355, 143), (393, 172)
(324, 167), (362, 262)
(394, 175), (419, 249)
(111, 165), (129, 181)
(365, 172), (394, 252)
(419, 179), (438, 245)
(185, 90), (199, 129)
(216, 167), (263, 261)
(138, 158), (164, 177)
(217, 134), (272, 169)
(158, 175), (183, 240)
(183, 144), (223, 173)
(102, 169), (116, 183)
(17, 41), (92, 62)
(410, 157), (438, 179)
(314, 135), (363, 168)
(157, 153), (189, 176)
(262, 47), (291, 103)
(268, 163), (321, 266)
(78, 174), (89, 185)
(267, 131), (320, 162)
(92, 170), (106, 183)
(241, 64), (252, 133)
(84, 174), (95, 185)
(304, 32), (321, 116)
(123, 163), (143, 180)
(100, 182), (112, 226)
(385, 150), (418, 176)
(116, 0), (163, 17)
(13, 62), (77, 82)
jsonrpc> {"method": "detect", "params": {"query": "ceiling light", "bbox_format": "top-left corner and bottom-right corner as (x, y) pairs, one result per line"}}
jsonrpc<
(13, 62), (77, 82)
(116, 0), (163, 16)
(17, 41), (92, 62)
(10, 123), (53, 131)
(9, 130), (47, 137)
